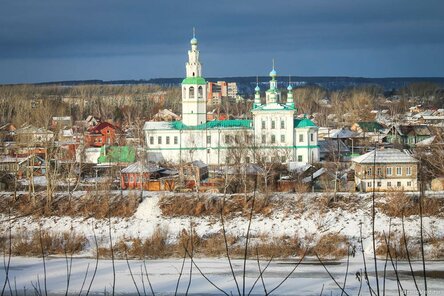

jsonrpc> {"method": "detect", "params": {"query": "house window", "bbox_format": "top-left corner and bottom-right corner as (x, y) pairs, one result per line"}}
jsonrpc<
(368, 182), (372, 187)
(207, 135), (211, 144)
(310, 133), (314, 142)
(397, 181), (401, 187)
(377, 168), (382, 176)
(299, 134), (303, 142)
(407, 181), (412, 187)
(298, 155), (303, 162)
(174, 136), (178, 144)
(245, 156), (250, 163)
(261, 121), (266, 129)
(377, 181), (381, 187)
(406, 167), (411, 176)
(366, 167), (372, 176)
(166, 136), (170, 144)
(261, 135), (266, 144)
(281, 156), (286, 162)
(396, 167), (402, 176)
(271, 135), (276, 144)
(280, 135), (285, 143)
(386, 167), (392, 176)
(387, 181), (392, 187)
(149, 136), (154, 145)
(158, 136), (162, 144)
(280, 120), (285, 129)
(225, 135), (231, 144)
(207, 149), (210, 154)
(271, 120), (276, 129)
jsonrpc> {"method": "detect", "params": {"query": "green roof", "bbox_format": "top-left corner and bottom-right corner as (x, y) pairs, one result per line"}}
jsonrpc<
(357, 121), (383, 132)
(182, 77), (206, 85)
(98, 146), (136, 164)
(172, 119), (252, 130)
(294, 118), (317, 128)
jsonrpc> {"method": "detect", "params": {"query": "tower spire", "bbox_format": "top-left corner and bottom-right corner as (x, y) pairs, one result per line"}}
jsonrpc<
(287, 75), (294, 108)
(193, 27), (196, 38)
(254, 76), (261, 108)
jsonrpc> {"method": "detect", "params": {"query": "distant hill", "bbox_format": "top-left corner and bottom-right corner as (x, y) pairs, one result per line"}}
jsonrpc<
(34, 76), (444, 95)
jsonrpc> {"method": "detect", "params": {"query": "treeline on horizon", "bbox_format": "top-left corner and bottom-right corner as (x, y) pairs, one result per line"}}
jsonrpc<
(0, 79), (443, 130)
(3, 76), (444, 91)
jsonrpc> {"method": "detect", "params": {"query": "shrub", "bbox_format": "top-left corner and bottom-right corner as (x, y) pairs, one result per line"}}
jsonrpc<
(378, 192), (443, 217)
(310, 233), (349, 259)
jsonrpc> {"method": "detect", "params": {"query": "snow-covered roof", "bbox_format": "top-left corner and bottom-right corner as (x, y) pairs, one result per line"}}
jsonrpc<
(191, 160), (207, 168)
(143, 121), (174, 130)
(326, 128), (358, 139)
(0, 156), (28, 164)
(318, 139), (350, 153)
(352, 149), (418, 164)
(302, 168), (326, 183)
(287, 162), (311, 173)
(121, 161), (161, 173)
(415, 136), (436, 147)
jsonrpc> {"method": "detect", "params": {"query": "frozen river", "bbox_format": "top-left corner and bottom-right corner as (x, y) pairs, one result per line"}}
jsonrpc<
(1, 256), (443, 295)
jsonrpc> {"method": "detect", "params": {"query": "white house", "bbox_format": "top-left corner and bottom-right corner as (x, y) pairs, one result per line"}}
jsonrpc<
(143, 33), (320, 165)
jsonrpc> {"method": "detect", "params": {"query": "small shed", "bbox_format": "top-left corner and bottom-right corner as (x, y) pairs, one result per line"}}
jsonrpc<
(120, 161), (162, 190)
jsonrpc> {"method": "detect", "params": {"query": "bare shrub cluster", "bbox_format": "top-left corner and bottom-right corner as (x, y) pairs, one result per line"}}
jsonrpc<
(375, 232), (421, 259)
(309, 233), (350, 259)
(10, 230), (87, 256)
(0, 193), (140, 218)
(377, 191), (443, 217)
(159, 194), (279, 218)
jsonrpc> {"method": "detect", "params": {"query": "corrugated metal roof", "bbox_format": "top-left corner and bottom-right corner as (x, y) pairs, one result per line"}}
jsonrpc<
(352, 148), (418, 164)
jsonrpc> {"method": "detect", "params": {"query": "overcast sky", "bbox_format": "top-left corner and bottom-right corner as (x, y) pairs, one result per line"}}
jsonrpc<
(1, 0), (443, 84)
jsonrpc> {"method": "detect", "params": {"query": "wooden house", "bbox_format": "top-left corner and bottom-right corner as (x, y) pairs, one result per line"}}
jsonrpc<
(352, 148), (418, 192)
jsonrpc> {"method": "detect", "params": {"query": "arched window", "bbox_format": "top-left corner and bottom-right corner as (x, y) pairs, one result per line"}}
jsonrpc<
(192, 72), (195, 77)
(189, 86), (195, 98)
(197, 86), (203, 98)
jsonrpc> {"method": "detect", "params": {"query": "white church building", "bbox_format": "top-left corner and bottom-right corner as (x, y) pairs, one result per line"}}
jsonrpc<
(143, 34), (320, 165)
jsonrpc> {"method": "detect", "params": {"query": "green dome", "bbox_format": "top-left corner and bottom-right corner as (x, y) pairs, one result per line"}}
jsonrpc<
(294, 117), (317, 128)
(255, 85), (260, 92)
(287, 84), (293, 91)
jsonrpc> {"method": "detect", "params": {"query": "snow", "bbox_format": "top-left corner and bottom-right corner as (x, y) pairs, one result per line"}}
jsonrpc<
(1, 256), (443, 295)
(1, 191), (444, 294)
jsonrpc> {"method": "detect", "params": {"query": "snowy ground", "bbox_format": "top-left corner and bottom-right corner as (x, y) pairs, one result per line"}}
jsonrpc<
(1, 256), (443, 295)
(1, 191), (444, 295)
(1, 191), (443, 256)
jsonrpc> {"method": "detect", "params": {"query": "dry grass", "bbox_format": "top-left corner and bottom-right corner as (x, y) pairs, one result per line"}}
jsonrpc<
(159, 194), (278, 218)
(375, 232), (420, 259)
(11, 230), (87, 256)
(309, 233), (349, 259)
(0, 192), (140, 219)
(377, 191), (443, 218)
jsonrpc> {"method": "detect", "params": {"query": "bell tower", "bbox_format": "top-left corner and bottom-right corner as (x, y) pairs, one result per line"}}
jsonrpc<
(181, 29), (207, 126)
